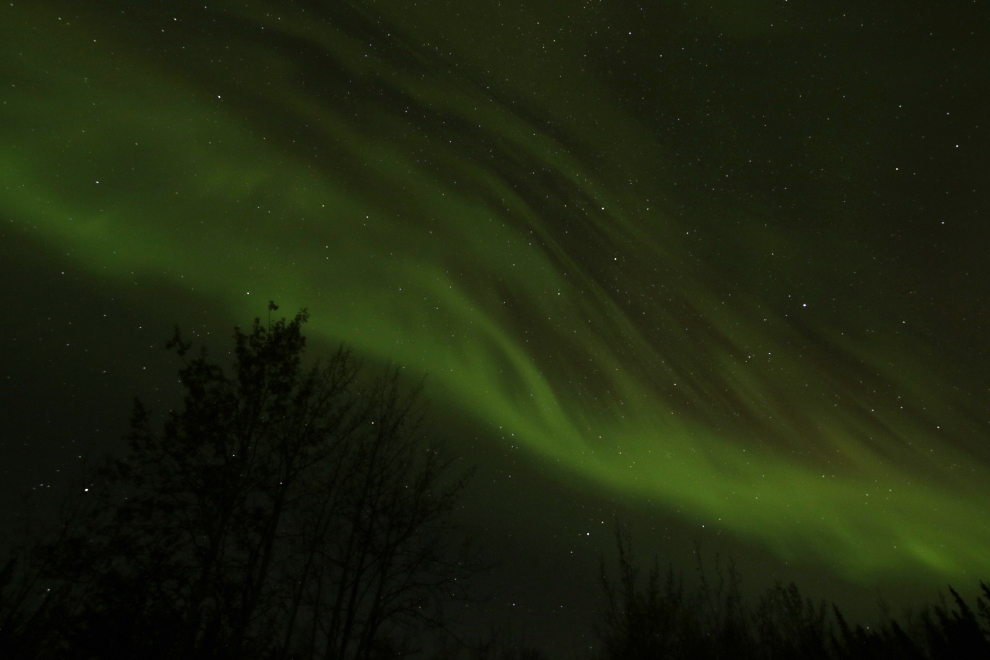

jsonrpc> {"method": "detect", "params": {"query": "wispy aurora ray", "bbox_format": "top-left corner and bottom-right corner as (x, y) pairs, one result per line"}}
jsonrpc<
(3, 0), (987, 581)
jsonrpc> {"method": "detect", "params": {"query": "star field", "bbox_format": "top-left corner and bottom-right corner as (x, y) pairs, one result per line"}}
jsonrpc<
(1, 0), (988, 650)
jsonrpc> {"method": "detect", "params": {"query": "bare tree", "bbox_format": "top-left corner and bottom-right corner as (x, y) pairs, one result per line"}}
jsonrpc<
(1, 304), (480, 660)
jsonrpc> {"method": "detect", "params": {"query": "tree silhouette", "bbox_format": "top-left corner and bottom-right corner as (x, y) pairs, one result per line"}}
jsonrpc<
(594, 526), (990, 660)
(1, 305), (480, 660)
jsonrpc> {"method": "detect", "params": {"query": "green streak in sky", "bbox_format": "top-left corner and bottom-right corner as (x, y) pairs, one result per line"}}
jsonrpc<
(3, 0), (988, 582)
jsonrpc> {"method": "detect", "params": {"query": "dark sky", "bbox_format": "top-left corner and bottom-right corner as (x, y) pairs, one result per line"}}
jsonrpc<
(2, 0), (989, 653)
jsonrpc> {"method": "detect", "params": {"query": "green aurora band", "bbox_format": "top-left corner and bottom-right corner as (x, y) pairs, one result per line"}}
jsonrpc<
(3, 1), (988, 582)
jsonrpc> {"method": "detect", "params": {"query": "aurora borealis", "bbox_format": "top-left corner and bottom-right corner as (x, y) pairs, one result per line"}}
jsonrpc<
(2, 0), (989, 641)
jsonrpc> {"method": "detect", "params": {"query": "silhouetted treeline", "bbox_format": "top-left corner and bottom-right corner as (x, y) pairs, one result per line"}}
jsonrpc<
(591, 527), (990, 660)
(0, 305), (481, 660)
(2, 306), (989, 660)
(428, 528), (990, 660)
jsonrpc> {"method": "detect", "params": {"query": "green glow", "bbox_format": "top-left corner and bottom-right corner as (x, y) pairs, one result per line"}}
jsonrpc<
(3, 0), (988, 583)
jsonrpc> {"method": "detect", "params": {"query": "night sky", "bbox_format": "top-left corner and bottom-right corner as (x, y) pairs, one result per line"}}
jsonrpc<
(2, 0), (989, 652)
